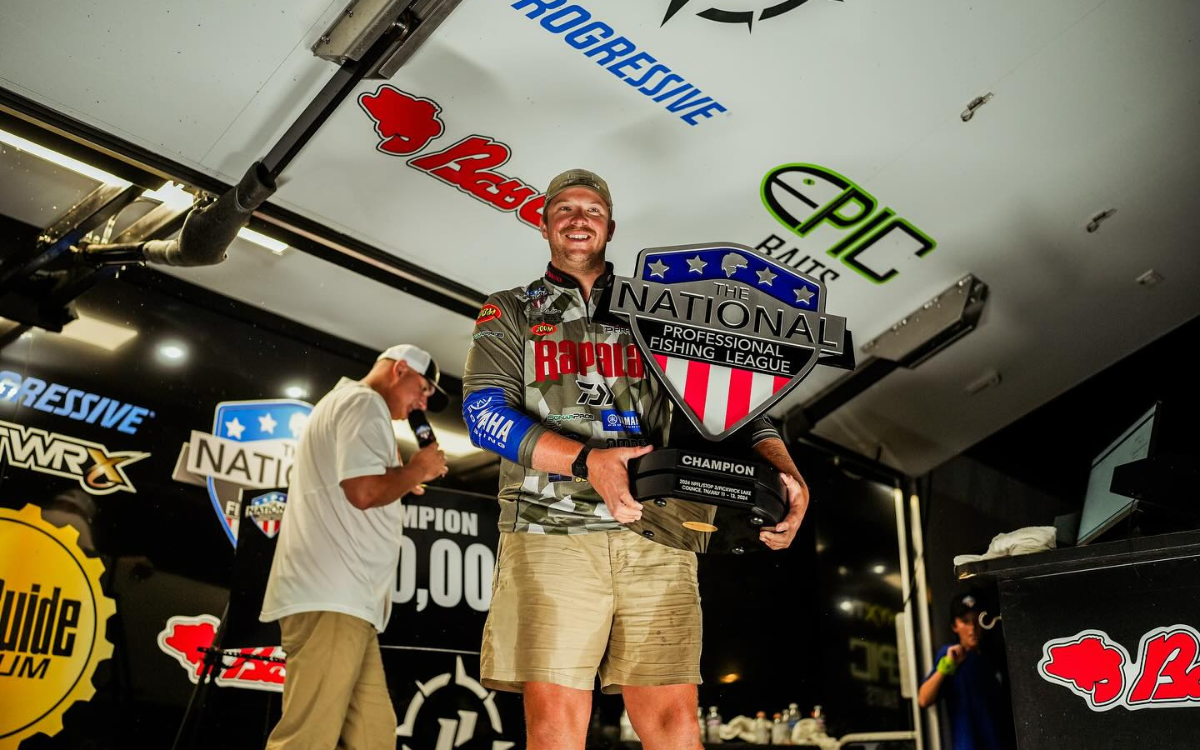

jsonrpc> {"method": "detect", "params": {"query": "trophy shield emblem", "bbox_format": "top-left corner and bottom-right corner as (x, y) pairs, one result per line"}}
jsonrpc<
(605, 242), (852, 553)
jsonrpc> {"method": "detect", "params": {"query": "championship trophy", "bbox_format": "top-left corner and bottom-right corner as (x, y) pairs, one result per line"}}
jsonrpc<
(602, 242), (852, 553)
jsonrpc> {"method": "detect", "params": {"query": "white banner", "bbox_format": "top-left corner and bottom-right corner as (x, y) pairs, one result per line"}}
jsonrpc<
(184, 431), (296, 489)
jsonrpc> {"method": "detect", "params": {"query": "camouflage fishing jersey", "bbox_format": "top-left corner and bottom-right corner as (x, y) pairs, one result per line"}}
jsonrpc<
(462, 262), (781, 534)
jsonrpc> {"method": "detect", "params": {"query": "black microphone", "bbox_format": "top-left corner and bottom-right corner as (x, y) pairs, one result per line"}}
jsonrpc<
(408, 410), (436, 448)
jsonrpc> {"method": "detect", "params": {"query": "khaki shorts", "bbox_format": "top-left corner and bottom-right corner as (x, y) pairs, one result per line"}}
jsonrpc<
(480, 529), (702, 694)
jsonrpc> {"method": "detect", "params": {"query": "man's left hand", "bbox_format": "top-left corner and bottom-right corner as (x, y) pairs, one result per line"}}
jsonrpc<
(759, 473), (809, 550)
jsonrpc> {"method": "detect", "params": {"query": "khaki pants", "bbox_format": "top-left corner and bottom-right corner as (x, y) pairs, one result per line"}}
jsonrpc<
(481, 529), (702, 694)
(266, 611), (397, 750)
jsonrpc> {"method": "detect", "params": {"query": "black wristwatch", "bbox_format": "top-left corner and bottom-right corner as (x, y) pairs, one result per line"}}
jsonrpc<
(571, 445), (593, 480)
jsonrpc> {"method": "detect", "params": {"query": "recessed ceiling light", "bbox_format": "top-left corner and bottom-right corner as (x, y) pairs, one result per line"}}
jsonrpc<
(872, 564), (886, 574)
(142, 181), (195, 211)
(1135, 269), (1164, 288)
(284, 385), (308, 399)
(839, 600), (854, 613)
(59, 314), (138, 352)
(238, 228), (288, 255)
(158, 343), (187, 363)
(0, 128), (131, 187)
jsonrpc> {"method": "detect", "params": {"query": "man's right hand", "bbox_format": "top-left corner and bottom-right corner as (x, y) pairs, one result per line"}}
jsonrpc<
(586, 445), (653, 524)
(408, 442), (448, 487)
(947, 644), (967, 665)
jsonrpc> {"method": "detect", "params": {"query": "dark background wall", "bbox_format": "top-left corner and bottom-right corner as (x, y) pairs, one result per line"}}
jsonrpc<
(2, 267), (913, 749)
(917, 313), (1199, 748)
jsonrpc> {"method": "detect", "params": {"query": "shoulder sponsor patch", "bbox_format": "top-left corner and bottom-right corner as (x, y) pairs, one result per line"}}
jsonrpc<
(477, 304), (502, 324)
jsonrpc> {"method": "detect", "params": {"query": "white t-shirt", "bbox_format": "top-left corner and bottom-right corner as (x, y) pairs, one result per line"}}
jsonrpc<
(260, 378), (402, 632)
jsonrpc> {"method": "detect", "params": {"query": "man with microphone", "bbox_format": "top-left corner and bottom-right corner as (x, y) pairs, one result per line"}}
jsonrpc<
(261, 344), (449, 750)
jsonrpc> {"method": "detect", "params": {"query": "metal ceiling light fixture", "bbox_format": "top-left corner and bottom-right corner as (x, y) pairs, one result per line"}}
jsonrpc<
(784, 275), (989, 438)
(961, 92), (994, 122)
(1086, 208), (1117, 233)
(0, 0), (465, 336)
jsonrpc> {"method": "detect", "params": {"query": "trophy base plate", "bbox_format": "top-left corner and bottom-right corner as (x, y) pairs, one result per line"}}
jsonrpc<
(626, 449), (787, 554)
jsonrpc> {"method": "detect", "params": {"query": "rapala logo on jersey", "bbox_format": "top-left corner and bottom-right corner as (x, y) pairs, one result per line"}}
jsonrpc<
(660, 0), (828, 31)
(601, 410), (642, 434)
(0, 505), (116, 746)
(1039, 626), (1200, 711)
(477, 304), (503, 324)
(0, 371), (155, 435)
(359, 86), (546, 231)
(761, 163), (935, 285)
(246, 491), (287, 539)
(0, 419), (148, 495)
(509, 1), (728, 126)
(530, 323), (557, 336)
(157, 615), (285, 692)
(534, 341), (645, 382)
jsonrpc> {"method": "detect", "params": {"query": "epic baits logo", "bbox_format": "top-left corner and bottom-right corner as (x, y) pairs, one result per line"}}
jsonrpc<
(359, 87), (546, 231)
(1038, 626), (1200, 711)
(661, 0), (834, 30)
(0, 419), (148, 495)
(758, 163), (936, 286)
(157, 615), (285, 692)
(533, 341), (645, 382)
(1, 505), (116, 747)
(176, 400), (312, 547)
(477, 304), (503, 324)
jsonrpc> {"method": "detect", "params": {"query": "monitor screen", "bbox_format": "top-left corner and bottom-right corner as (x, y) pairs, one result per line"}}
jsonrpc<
(1077, 403), (1158, 545)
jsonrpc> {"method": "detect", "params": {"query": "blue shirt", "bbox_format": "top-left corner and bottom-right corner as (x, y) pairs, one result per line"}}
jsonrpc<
(926, 643), (1009, 750)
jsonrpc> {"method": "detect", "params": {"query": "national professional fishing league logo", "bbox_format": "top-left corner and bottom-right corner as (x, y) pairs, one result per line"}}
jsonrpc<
(179, 400), (311, 547)
(246, 491), (287, 539)
(609, 242), (849, 439)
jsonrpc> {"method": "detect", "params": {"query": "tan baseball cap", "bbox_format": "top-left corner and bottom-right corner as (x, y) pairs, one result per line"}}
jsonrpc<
(544, 169), (613, 213)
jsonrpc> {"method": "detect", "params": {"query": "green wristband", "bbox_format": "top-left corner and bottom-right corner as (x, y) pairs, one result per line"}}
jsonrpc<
(937, 655), (959, 676)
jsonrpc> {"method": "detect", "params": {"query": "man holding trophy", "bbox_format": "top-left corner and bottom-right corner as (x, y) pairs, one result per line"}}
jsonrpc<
(463, 169), (831, 750)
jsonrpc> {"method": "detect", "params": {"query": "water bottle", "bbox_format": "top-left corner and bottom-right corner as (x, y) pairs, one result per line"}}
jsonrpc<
(786, 703), (800, 734)
(771, 713), (788, 745)
(706, 706), (723, 744)
(698, 706), (706, 743)
(811, 704), (826, 735)
(753, 711), (770, 744)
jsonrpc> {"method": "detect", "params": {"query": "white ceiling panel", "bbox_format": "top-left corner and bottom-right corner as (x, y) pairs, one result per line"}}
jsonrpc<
(2, 0), (1198, 474)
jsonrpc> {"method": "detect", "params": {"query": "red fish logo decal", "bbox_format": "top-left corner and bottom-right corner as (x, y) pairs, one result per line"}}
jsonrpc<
(157, 614), (286, 692)
(1038, 626), (1200, 711)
